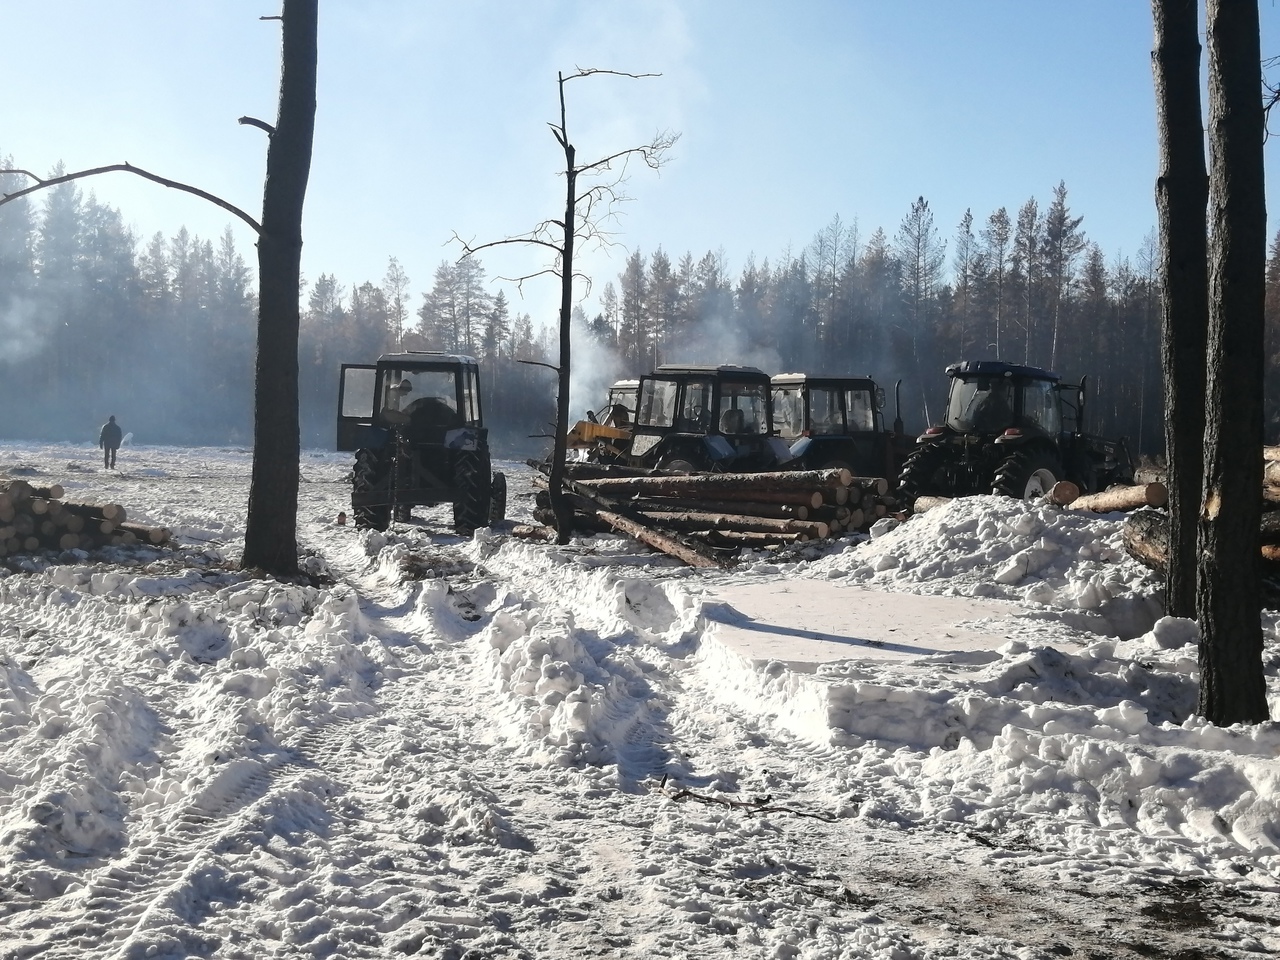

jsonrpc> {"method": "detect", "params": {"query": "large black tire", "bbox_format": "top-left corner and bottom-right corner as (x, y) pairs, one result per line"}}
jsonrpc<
(488, 472), (507, 526)
(352, 448), (391, 531)
(896, 443), (951, 509)
(993, 449), (1062, 500)
(452, 449), (493, 536)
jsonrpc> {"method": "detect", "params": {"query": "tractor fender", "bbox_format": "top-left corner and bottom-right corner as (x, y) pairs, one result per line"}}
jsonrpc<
(766, 436), (796, 465)
(702, 434), (737, 462)
(444, 427), (485, 451)
(351, 423), (392, 449)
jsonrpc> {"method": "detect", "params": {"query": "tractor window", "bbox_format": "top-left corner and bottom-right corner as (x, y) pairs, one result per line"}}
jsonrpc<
(845, 389), (875, 431)
(947, 377), (1014, 433)
(461, 368), (481, 425)
(719, 381), (768, 435)
(341, 367), (376, 418)
(809, 388), (844, 435)
(381, 368), (461, 427)
(637, 378), (678, 427)
(608, 385), (638, 416)
(772, 387), (803, 440)
(1020, 379), (1061, 435)
(676, 379), (713, 432)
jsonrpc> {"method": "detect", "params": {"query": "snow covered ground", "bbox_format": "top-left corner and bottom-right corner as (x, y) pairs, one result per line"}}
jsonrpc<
(0, 440), (1278, 960)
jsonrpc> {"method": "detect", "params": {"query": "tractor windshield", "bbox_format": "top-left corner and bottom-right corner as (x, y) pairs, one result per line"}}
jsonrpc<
(771, 386), (803, 440)
(380, 367), (463, 427)
(718, 381), (768, 436)
(946, 376), (1014, 434)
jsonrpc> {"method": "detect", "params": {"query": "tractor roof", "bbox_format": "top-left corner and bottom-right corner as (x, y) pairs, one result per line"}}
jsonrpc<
(945, 359), (1058, 382)
(651, 364), (769, 380)
(771, 373), (879, 389)
(377, 351), (479, 368)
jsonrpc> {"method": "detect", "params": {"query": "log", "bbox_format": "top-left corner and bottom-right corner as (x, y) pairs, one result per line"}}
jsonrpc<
(1072, 482), (1168, 513)
(3, 480), (33, 502)
(847, 476), (890, 497)
(593, 509), (721, 567)
(1261, 510), (1280, 543)
(31, 484), (65, 500)
(704, 530), (807, 547)
(0, 503), (13, 523)
(116, 522), (170, 545)
(1122, 510), (1170, 574)
(579, 468), (853, 501)
(511, 523), (557, 541)
(636, 510), (829, 539)
(625, 498), (810, 520)
(1047, 481), (1081, 506)
(58, 532), (82, 551)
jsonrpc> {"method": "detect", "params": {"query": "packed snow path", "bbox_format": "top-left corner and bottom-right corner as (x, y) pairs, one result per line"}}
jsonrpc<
(0, 442), (1277, 959)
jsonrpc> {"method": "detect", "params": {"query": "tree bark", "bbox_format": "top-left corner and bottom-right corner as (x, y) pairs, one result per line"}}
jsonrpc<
(1198, 0), (1270, 723)
(547, 73), (576, 545)
(1152, 0), (1209, 619)
(241, 0), (317, 575)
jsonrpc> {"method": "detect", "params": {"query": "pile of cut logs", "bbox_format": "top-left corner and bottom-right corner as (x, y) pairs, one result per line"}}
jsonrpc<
(0, 479), (169, 558)
(528, 465), (898, 566)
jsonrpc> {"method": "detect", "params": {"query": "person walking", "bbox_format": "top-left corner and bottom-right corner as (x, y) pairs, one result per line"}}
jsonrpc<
(99, 415), (123, 469)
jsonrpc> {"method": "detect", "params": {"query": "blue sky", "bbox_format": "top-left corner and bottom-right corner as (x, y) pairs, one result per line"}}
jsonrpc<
(3, 1), (1279, 328)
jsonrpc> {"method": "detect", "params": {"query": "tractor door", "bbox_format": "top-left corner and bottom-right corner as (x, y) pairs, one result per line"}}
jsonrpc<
(336, 364), (378, 451)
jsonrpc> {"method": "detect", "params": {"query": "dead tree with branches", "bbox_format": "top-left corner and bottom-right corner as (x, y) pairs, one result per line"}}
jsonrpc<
(458, 69), (677, 543)
(0, 2), (316, 577)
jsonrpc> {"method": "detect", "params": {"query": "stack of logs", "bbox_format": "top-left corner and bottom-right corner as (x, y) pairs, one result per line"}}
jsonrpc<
(0, 479), (169, 557)
(532, 466), (897, 555)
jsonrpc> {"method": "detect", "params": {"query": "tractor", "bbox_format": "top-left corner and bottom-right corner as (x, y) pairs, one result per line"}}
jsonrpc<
(626, 364), (794, 472)
(336, 352), (506, 533)
(771, 373), (909, 479)
(897, 360), (1133, 506)
(564, 379), (639, 462)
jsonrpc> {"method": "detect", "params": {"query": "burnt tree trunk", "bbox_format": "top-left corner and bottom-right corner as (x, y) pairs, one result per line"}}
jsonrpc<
(242, 0), (317, 574)
(1152, 0), (1208, 619)
(1198, 0), (1270, 723)
(547, 77), (576, 544)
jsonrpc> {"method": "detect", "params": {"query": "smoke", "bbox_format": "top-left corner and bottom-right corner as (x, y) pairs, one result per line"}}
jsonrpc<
(0, 296), (47, 364)
(569, 317), (626, 419)
(665, 311), (782, 376)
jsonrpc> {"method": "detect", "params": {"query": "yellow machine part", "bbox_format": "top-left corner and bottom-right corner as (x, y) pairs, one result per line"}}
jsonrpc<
(566, 420), (632, 448)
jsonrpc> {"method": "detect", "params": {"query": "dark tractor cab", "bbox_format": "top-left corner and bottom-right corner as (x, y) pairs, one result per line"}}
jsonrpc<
(628, 364), (794, 472)
(336, 352), (506, 533)
(897, 359), (1133, 505)
(771, 374), (907, 480)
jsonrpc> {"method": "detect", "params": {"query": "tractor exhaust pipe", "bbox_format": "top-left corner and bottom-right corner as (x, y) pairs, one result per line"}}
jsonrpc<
(894, 379), (904, 436)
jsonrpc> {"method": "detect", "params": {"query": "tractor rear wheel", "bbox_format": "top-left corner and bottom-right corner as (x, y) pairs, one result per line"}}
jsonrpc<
(352, 448), (391, 531)
(488, 472), (507, 526)
(897, 443), (950, 510)
(993, 449), (1062, 500)
(452, 448), (493, 535)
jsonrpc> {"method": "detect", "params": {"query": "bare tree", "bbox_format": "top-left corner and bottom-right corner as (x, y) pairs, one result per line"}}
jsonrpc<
(1197, 0), (1270, 723)
(1151, 0), (1208, 621)
(0, 2), (316, 576)
(457, 69), (677, 542)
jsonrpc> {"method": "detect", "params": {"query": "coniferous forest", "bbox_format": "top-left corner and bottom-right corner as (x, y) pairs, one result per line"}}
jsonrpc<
(7, 156), (1280, 458)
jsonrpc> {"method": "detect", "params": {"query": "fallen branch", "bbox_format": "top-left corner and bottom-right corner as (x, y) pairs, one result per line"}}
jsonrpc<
(657, 775), (837, 822)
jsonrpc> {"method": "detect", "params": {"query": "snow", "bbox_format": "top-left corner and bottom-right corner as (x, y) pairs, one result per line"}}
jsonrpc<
(1, 440), (1278, 959)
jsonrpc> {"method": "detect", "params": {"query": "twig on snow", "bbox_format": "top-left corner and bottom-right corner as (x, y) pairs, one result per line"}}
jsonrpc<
(656, 775), (838, 822)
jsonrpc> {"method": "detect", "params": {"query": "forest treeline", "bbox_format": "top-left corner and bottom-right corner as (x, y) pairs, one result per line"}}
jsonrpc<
(6, 157), (1280, 457)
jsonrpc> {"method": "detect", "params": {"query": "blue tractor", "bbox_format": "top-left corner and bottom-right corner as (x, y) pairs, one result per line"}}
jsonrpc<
(336, 353), (506, 532)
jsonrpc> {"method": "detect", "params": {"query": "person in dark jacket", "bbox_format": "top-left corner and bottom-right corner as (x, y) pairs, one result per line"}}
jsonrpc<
(99, 415), (123, 469)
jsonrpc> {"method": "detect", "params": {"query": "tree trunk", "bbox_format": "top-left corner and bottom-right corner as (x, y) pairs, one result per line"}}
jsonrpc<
(241, 0), (317, 575)
(1152, 0), (1209, 619)
(547, 73), (576, 545)
(1198, 0), (1270, 723)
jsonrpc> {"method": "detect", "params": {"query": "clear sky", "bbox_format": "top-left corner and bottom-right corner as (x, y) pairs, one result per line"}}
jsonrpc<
(4, 1), (1280, 330)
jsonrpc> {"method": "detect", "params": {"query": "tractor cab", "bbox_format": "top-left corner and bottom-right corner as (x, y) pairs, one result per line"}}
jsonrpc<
(771, 373), (905, 478)
(940, 360), (1062, 440)
(629, 364), (792, 472)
